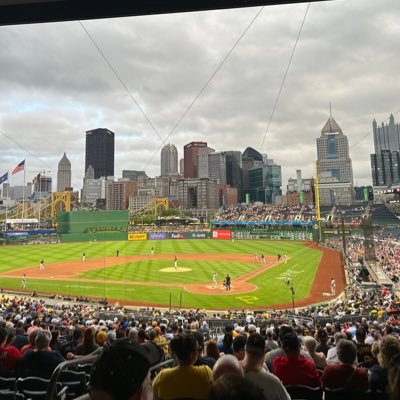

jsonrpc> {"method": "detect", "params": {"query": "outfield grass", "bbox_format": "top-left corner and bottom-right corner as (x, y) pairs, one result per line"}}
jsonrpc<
(0, 239), (322, 309)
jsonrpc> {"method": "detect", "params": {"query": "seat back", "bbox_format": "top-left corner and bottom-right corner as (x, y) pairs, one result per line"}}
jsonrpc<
(324, 388), (369, 400)
(16, 377), (50, 400)
(285, 385), (323, 400)
(0, 391), (25, 400)
(0, 378), (16, 391)
(58, 371), (87, 399)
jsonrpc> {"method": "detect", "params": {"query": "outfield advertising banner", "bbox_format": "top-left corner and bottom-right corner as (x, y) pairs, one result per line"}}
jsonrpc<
(170, 233), (185, 239)
(212, 230), (232, 240)
(187, 232), (210, 239)
(128, 233), (147, 241)
(148, 232), (167, 240)
(232, 229), (312, 241)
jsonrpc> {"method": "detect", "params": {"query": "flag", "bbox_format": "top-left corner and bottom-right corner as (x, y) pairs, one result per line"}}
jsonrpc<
(0, 172), (8, 184)
(12, 160), (25, 175)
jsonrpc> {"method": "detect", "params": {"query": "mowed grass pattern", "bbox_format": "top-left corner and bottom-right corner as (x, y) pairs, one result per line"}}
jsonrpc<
(78, 260), (255, 284)
(0, 239), (323, 309)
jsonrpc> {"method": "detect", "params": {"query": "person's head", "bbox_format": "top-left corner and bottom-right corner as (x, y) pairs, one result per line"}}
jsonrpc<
(232, 335), (247, 361)
(96, 331), (107, 346)
(303, 336), (317, 353)
(333, 332), (346, 346)
(355, 328), (366, 343)
(205, 340), (220, 360)
(27, 328), (39, 346)
(0, 327), (7, 346)
(192, 331), (205, 356)
(72, 327), (83, 342)
(378, 335), (400, 370)
(245, 333), (266, 360)
(389, 353), (400, 400)
(316, 328), (328, 344)
(89, 338), (151, 400)
(35, 328), (52, 351)
(83, 327), (96, 344)
(337, 339), (357, 365)
(281, 333), (301, 356)
(209, 374), (264, 400)
(170, 334), (198, 365)
(371, 341), (380, 358)
(129, 328), (139, 343)
(278, 325), (293, 344)
(247, 324), (257, 335)
(212, 355), (243, 382)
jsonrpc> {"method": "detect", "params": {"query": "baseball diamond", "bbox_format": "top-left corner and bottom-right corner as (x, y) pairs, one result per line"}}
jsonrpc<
(0, 239), (344, 310)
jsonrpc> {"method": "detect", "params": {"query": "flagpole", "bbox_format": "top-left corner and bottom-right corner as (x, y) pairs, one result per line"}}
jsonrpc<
(22, 158), (26, 221)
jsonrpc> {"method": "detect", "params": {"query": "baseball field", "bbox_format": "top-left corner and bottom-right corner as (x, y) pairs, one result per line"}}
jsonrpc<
(0, 239), (344, 310)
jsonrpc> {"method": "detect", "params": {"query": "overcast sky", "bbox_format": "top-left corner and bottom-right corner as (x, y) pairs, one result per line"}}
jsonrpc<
(1, 0), (400, 193)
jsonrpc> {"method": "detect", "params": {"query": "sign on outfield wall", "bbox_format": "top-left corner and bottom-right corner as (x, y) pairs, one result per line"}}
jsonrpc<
(170, 233), (185, 239)
(148, 232), (167, 240)
(231, 229), (312, 241)
(212, 230), (232, 240)
(187, 232), (210, 239)
(128, 233), (147, 241)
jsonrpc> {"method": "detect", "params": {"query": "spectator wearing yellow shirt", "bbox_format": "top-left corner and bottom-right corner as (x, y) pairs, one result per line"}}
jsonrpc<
(153, 334), (212, 400)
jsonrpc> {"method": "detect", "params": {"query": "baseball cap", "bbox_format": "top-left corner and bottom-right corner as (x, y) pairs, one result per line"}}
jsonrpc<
(90, 338), (151, 400)
(246, 333), (266, 357)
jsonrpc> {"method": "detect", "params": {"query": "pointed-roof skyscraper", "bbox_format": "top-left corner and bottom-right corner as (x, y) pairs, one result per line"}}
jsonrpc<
(57, 152), (72, 192)
(316, 116), (353, 185)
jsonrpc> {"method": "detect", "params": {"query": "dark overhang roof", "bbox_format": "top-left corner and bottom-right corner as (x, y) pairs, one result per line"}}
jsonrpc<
(0, 0), (332, 26)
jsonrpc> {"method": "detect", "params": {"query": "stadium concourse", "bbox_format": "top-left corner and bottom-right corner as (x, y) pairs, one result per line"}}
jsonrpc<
(0, 203), (399, 399)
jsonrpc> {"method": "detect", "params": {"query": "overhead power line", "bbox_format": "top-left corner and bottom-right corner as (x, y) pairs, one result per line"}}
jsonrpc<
(79, 21), (164, 143)
(0, 128), (54, 172)
(259, 2), (310, 152)
(142, 6), (265, 170)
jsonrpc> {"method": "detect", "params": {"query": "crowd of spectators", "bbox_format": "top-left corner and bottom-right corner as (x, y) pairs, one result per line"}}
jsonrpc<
(0, 273), (399, 399)
(214, 204), (316, 223)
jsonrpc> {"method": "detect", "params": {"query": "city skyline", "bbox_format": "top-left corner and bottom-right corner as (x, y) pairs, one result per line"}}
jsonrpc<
(1, 0), (400, 191)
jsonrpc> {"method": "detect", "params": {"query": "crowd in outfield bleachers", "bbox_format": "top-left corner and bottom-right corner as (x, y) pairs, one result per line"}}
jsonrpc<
(215, 204), (316, 223)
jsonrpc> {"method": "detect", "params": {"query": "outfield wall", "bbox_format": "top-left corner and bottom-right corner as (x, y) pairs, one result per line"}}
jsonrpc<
(58, 210), (129, 242)
(212, 228), (315, 241)
(128, 232), (211, 241)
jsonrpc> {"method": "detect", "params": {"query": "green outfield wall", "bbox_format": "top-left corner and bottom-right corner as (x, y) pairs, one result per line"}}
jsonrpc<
(57, 210), (128, 242)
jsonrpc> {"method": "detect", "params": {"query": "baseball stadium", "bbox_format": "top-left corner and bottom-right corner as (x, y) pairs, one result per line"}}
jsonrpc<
(0, 199), (347, 311)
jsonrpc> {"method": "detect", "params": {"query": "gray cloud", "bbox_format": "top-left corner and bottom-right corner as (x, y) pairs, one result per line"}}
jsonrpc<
(1, 0), (400, 192)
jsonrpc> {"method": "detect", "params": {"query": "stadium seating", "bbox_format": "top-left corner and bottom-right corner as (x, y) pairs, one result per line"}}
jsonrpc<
(0, 378), (16, 392)
(285, 385), (323, 400)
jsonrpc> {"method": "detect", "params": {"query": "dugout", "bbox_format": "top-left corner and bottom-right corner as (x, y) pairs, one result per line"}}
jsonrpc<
(57, 210), (128, 242)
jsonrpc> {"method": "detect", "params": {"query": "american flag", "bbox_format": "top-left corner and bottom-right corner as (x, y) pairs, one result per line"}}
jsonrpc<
(12, 160), (25, 175)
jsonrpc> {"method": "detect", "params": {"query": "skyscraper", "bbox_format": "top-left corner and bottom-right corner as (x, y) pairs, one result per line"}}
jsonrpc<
(316, 116), (353, 184)
(57, 152), (71, 192)
(183, 142), (207, 178)
(225, 151), (242, 203)
(241, 147), (263, 201)
(85, 128), (115, 179)
(370, 115), (400, 187)
(208, 152), (227, 185)
(373, 114), (400, 153)
(316, 116), (354, 205)
(160, 144), (178, 176)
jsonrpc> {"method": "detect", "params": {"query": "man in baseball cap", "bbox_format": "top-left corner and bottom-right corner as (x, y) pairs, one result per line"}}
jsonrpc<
(87, 338), (152, 400)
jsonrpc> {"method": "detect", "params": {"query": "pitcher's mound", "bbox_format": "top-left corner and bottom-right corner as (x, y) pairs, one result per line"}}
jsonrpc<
(160, 267), (192, 273)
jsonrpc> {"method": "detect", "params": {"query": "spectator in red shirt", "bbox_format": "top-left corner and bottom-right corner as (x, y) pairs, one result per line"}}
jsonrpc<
(273, 333), (321, 388)
(321, 339), (369, 392)
(0, 327), (21, 371)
